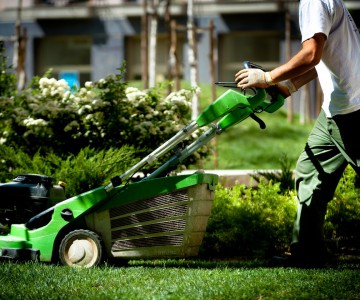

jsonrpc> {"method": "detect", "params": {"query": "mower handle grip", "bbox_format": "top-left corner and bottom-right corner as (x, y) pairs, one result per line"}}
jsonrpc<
(243, 61), (265, 71)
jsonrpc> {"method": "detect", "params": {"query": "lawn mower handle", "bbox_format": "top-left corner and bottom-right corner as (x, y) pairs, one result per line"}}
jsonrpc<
(105, 62), (285, 190)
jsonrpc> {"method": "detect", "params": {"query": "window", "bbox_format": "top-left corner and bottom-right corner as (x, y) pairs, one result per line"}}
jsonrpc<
(125, 34), (184, 81)
(35, 36), (92, 86)
(218, 31), (280, 80)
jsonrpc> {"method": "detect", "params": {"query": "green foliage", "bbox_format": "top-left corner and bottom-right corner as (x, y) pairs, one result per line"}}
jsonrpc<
(0, 144), (60, 181)
(251, 153), (295, 193)
(0, 42), (17, 97)
(0, 144), (137, 197)
(0, 43), (17, 144)
(202, 180), (297, 257)
(0, 64), (197, 163)
(325, 166), (360, 248)
(53, 146), (138, 196)
(202, 164), (360, 258)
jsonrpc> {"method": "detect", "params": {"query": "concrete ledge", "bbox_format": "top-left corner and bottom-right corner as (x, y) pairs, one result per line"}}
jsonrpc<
(179, 169), (282, 187)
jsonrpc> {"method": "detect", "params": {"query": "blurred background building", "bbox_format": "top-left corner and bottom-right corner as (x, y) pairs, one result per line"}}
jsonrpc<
(1, 0), (360, 119)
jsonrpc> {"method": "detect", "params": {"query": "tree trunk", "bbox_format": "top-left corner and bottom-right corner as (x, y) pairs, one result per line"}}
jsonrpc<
(187, 0), (199, 120)
(148, 0), (159, 88)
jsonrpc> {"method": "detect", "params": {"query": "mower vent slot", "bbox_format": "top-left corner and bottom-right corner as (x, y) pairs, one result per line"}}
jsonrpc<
(109, 191), (189, 218)
(101, 183), (215, 258)
(112, 219), (187, 239)
(112, 234), (184, 250)
(110, 205), (188, 228)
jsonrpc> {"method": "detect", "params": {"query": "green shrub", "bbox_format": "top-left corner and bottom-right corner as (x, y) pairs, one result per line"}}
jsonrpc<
(0, 144), (60, 181)
(52, 146), (138, 196)
(0, 64), (200, 163)
(325, 166), (360, 250)
(201, 165), (360, 258)
(201, 180), (297, 257)
(0, 144), (137, 197)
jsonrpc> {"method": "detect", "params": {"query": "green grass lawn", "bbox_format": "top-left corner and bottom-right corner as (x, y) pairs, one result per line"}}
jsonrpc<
(203, 110), (313, 170)
(1, 258), (359, 300)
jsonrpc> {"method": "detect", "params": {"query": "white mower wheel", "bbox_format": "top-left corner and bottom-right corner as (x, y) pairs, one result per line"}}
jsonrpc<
(59, 229), (103, 268)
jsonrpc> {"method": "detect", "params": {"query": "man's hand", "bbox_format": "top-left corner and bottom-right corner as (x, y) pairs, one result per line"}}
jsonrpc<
(271, 81), (294, 98)
(235, 69), (271, 89)
(267, 80), (297, 99)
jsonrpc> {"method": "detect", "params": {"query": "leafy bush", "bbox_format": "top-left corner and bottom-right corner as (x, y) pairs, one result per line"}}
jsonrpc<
(0, 144), (137, 197)
(202, 180), (297, 257)
(0, 144), (60, 181)
(202, 165), (360, 258)
(0, 63), (200, 163)
(53, 146), (139, 196)
(0, 46), (208, 197)
(325, 166), (360, 251)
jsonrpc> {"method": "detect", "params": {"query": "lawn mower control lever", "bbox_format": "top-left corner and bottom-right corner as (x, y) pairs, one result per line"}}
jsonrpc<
(250, 113), (266, 129)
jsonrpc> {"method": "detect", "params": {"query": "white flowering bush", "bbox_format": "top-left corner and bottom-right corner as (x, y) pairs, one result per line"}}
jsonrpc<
(0, 65), (208, 169)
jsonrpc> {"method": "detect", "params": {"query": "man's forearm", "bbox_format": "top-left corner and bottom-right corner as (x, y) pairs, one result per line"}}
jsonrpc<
(290, 68), (318, 90)
(274, 68), (318, 98)
(269, 33), (326, 83)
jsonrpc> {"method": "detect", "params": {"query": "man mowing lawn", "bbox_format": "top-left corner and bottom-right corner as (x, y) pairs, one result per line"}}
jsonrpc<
(235, 0), (360, 267)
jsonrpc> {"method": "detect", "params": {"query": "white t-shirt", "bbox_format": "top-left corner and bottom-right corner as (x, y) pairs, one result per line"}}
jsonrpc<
(299, 0), (360, 117)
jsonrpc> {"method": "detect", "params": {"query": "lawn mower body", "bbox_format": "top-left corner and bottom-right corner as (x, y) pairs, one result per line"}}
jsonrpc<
(0, 66), (285, 267)
(0, 172), (217, 265)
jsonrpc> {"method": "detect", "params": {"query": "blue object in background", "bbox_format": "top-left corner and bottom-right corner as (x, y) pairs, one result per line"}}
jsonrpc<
(59, 71), (79, 92)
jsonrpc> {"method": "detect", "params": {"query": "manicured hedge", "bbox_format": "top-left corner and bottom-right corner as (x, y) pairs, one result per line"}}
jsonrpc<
(202, 166), (360, 257)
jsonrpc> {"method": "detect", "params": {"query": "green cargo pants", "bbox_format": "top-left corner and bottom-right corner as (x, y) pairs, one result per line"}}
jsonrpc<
(292, 108), (360, 259)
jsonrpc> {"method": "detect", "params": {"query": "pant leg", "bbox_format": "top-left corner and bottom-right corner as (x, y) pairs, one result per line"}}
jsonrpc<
(292, 110), (352, 258)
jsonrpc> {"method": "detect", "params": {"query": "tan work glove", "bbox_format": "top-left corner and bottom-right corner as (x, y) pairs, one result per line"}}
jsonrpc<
(276, 80), (297, 98)
(235, 69), (274, 89)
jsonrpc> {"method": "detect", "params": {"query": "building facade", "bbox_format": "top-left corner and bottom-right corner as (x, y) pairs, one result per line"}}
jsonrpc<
(1, 0), (360, 117)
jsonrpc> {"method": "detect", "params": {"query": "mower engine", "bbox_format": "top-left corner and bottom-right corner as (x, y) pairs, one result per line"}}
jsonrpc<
(0, 174), (66, 232)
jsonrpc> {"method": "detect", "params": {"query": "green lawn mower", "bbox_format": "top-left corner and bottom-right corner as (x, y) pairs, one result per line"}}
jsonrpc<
(0, 62), (285, 267)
